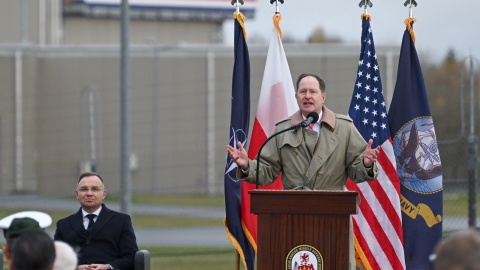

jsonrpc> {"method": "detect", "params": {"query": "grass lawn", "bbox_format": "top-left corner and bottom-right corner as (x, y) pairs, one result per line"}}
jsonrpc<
(443, 193), (480, 216)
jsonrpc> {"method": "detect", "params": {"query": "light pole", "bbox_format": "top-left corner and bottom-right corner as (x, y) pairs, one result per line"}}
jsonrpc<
(464, 55), (480, 227)
(120, 0), (131, 215)
(145, 38), (161, 195)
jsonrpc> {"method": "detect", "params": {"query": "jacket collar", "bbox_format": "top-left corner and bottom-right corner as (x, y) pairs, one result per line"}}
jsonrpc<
(290, 105), (336, 130)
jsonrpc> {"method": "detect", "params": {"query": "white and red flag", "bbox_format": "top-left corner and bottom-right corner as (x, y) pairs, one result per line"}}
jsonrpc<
(241, 18), (298, 247)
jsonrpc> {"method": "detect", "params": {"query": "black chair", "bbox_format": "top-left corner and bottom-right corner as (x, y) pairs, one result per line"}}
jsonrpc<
(134, 249), (150, 270)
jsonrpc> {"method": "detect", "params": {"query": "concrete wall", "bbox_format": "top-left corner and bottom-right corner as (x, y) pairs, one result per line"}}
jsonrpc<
(0, 43), (399, 196)
(63, 18), (223, 44)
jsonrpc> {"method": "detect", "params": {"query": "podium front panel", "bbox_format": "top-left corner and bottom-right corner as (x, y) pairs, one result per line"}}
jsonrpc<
(250, 190), (358, 270)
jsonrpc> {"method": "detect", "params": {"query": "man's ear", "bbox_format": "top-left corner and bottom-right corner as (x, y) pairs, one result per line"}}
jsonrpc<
(3, 244), (11, 259)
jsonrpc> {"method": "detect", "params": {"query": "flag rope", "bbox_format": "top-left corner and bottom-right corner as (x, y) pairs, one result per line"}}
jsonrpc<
(404, 17), (416, 43)
(242, 221), (258, 252)
(272, 14), (283, 39)
(354, 235), (373, 270)
(233, 12), (247, 39)
(360, 13), (371, 21)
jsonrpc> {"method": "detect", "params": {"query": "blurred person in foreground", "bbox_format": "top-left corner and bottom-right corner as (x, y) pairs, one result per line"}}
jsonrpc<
(226, 73), (379, 269)
(0, 211), (53, 268)
(54, 240), (79, 270)
(54, 172), (138, 270)
(10, 229), (55, 270)
(433, 228), (480, 270)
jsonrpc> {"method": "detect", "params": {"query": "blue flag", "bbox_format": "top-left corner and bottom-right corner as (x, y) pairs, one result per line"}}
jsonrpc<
(224, 16), (255, 270)
(388, 27), (443, 269)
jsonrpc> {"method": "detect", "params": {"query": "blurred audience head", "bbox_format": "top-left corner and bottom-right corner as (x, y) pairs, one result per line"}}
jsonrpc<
(10, 230), (55, 270)
(53, 241), (78, 270)
(434, 228), (480, 270)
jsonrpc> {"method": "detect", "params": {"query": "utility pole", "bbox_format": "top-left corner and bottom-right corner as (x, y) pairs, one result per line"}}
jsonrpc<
(466, 55), (478, 227)
(120, 0), (131, 215)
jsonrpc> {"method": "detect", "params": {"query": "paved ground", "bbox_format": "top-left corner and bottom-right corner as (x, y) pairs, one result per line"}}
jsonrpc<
(0, 195), (230, 247)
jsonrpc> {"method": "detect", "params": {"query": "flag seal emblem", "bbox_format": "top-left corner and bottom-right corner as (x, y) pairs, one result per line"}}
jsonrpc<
(286, 244), (323, 270)
(392, 117), (442, 193)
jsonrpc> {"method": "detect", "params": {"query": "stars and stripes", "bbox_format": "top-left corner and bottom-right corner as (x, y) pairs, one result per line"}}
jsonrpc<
(346, 17), (405, 270)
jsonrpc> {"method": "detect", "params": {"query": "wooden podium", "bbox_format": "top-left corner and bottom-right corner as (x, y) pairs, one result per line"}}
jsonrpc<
(249, 190), (359, 270)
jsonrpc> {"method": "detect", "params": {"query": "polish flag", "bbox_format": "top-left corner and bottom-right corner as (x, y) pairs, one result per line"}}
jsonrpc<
(241, 25), (298, 247)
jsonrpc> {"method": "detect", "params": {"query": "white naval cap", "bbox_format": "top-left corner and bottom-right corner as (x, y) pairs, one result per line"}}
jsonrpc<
(0, 211), (52, 238)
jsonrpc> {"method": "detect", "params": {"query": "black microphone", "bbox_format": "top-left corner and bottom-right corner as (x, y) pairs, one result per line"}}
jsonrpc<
(254, 111), (319, 189)
(298, 111), (319, 129)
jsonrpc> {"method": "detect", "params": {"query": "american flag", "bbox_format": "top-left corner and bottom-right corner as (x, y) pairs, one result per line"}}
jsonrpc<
(345, 16), (406, 269)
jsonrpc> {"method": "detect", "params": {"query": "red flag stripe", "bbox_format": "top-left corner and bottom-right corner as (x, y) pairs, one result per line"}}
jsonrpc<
(352, 217), (382, 270)
(350, 144), (405, 268)
(347, 17), (405, 269)
(355, 180), (405, 268)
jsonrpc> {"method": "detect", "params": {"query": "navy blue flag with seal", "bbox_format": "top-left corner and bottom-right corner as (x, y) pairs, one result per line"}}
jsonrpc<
(224, 15), (255, 270)
(388, 26), (443, 270)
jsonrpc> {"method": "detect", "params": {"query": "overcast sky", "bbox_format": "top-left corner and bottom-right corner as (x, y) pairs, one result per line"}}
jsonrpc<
(223, 0), (480, 65)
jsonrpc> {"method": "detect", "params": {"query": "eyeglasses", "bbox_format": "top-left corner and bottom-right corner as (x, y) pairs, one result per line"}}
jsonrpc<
(77, 187), (104, 193)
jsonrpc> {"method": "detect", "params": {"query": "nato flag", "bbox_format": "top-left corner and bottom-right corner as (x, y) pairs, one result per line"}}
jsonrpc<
(224, 17), (255, 270)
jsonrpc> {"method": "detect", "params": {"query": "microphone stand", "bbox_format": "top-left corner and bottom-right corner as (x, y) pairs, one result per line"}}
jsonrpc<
(255, 124), (302, 189)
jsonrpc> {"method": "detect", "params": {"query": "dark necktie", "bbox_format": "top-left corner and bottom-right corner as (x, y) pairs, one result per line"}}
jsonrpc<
(86, 214), (96, 231)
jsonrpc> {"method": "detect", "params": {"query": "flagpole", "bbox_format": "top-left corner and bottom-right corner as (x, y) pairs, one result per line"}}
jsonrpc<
(403, 0), (418, 18)
(235, 252), (240, 270)
(358, 0), (373, 14)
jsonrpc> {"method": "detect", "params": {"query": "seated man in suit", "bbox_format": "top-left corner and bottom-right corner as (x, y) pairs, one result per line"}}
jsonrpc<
(54, 172), (138, 270)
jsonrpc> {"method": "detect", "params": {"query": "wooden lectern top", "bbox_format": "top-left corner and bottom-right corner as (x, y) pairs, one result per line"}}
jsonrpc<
(249, 189), (359, 215)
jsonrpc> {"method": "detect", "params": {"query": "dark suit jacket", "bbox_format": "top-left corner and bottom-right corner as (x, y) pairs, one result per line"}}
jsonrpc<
(54, 204), (138, 270)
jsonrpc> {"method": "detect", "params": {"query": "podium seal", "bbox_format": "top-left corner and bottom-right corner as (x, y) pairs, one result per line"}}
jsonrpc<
(286, 244), (323, 270)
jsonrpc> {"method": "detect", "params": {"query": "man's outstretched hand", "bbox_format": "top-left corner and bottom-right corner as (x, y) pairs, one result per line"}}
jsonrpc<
(226, 141), (249, 170)
(363, 139), (380, 167)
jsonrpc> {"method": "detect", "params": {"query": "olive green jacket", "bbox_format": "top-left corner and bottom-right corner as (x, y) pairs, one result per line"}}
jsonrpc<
(238, 106), (377, 190)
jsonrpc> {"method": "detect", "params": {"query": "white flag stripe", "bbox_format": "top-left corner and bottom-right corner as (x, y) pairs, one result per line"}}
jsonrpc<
(376, 162), (403, 219)
(257, 28), (297, 135)
(348, 18), (405, 269)
(354, 208), (392, 269)
(357, 183), (399, 247)
(357, 173), (405, 265)
(381, 139), (397, 168)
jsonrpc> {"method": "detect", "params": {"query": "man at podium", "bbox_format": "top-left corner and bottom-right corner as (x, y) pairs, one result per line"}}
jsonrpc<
(227, 73), (379, 190)
(227, 73), (379, 269)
